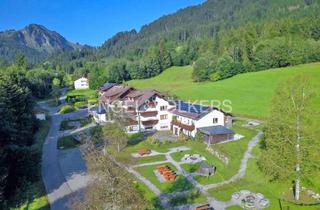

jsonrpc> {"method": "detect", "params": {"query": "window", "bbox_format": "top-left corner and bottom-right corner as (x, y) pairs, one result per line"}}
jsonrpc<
(160, 114), (168, 120)
(213, 118), (218, 124)
(160, 125), (168, 129)
(160, 106), (167, 111)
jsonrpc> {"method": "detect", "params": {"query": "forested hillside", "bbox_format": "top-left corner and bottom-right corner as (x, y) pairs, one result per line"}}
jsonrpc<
(1, 0), (320, 89)
(45, 0), (320, 89)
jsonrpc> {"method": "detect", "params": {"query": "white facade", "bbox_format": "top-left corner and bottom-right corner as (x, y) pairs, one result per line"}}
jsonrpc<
(154, 97), (174, 131)
(97, 84), (232, 136)
(74, 77), (89, 89)
(194, 110), (224, 128)
(172, 109), (226, 138)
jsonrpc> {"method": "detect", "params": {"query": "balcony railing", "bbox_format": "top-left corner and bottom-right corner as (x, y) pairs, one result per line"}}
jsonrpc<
(171, 119), (195, 131)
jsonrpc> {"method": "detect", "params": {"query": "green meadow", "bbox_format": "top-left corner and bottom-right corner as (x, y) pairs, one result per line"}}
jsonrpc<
(128, 63), (320, 118)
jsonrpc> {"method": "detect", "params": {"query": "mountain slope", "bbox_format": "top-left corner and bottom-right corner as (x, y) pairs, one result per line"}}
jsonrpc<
(128, 63), (320, 118)
(0, 24), (81, 63)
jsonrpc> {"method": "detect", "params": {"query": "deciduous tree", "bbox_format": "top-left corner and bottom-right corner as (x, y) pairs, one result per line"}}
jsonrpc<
(259, 74), (320, 201)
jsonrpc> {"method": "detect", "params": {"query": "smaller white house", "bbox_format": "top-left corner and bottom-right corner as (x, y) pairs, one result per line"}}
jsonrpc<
(90, 105), (107, 124)
(74, 77), (89, 89)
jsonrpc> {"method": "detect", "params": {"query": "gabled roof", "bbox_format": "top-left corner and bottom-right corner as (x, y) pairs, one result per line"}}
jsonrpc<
(99, 82), (115, 92)
(75, 77), (88, 82)
(136, 89), (161, 108)
(198, 125), (235, 136)
(102, 85), (131, 97)
(101, 85), (135, 104)
(124, 89), (162, 109)
(170, 101), (211, 120)
(125, 90), (144, 98)
(170, 100), (232, 120)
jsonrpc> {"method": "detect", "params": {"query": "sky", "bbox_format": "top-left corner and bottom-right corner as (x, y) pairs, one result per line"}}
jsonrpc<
(0, 0), (204, 46)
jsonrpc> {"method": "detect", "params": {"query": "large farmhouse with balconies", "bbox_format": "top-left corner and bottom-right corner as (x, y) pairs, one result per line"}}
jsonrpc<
(94, 83), (234, 143)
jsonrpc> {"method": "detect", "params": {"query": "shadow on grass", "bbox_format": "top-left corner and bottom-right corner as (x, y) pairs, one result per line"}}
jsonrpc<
(168, 190), (203, 207)
(127, 132), (148, 146)
(164, 177), (194, 194)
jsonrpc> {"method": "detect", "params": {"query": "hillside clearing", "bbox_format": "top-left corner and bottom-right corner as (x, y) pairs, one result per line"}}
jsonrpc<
(128, 63), (320, 118)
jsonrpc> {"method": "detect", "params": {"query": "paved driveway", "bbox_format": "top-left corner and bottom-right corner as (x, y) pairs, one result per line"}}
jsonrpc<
(39, 92), (91, 210)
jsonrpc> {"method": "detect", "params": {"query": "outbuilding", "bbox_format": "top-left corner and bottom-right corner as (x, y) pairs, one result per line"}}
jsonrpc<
(199, 125), (235, 144)
(198, 162), (216, 176)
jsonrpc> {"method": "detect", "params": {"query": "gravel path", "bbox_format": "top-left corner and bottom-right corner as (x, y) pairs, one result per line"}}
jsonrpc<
(203, 130), (263, 190)
(124, 129), (263, 210)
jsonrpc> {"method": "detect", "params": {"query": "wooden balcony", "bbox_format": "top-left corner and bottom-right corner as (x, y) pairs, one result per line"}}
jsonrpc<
(171, 120), (195, 131)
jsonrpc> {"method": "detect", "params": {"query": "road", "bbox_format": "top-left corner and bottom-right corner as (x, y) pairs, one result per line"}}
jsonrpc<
(39, 91), (90, 210)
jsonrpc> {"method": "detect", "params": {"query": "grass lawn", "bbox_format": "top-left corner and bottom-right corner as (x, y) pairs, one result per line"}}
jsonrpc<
(194, 121), (257, 185)
(135, 163), (194, 193)
(110, 120), (257, 185)
(136, 155), (167, 164)
(134, 180), (162, 209)
(128, 63), (320, 118)
(180, 162), (202, 173)
(208, 145), (320, 210)
(59, 104), (75, 114)
(172, 122), (257, 185)
(108, 140), (186, 163)
(60, 117), (92, 130)
(66, 89), (97, 99)
(57, 135), (80, 150)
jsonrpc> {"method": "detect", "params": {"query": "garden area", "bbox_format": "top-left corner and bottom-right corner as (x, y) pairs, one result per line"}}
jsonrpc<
(66, 89), (97, 105)
(110, 120), (257, 184)
(208, 139), (320, 210)
(58, 89), (98, 114)
(101, 119), (264, 208)
(60, 117), (92, 131)
(136, 164), (193, 193)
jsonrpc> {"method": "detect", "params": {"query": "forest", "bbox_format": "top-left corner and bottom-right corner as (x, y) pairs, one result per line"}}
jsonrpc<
(0, 55), (65, 209)
(1, 0), (319, 90)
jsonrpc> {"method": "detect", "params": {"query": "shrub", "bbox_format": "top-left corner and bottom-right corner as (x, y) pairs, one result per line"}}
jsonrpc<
(194, 132), (204, 142)
(178, 133), (189, 142)
(146, 136), (156, 144)
(74, 101), (87, 109)
(59, 105), (75, 114)
(88, 98), (98, 105)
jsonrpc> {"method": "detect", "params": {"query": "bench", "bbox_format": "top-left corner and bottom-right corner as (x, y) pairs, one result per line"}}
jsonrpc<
(195, 204), (211, 210)
(138, 148), (151, 156)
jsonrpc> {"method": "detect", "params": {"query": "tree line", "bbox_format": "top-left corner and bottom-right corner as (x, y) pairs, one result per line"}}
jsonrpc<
(45, 7), (320, 88)
(0, 54), (67, 208)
